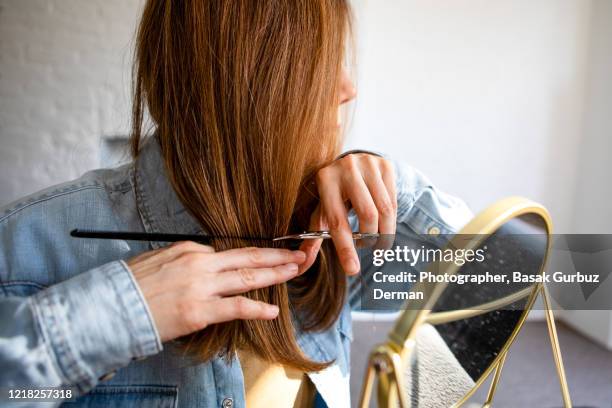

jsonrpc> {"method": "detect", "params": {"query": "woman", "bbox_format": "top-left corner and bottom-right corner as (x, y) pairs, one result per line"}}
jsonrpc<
(0, 1), (471, 407)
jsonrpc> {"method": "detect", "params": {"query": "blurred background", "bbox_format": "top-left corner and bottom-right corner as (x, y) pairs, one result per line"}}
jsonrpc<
(1, 1), (611, 406)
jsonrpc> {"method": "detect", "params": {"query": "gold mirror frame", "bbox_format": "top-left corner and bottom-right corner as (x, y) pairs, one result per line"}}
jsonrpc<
(358, 197), (572, 408)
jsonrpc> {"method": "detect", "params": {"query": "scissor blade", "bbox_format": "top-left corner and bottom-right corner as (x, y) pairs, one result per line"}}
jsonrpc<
(272, 231), (380, 241)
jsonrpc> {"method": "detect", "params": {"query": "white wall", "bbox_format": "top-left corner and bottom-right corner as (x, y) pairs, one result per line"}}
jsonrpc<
(0, 0), (143, 206)
(347, 0), (593, 233)
(560, 0), (612, 349)
(571, 0), (612, 234)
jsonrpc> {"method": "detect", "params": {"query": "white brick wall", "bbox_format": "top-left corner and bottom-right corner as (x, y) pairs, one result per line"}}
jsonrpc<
(0, 0), (144, 206)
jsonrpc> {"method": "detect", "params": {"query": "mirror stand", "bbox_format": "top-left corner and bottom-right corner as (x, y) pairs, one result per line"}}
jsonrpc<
(476, 283), (571, 408)
(541, 283), (572, 407)
(358, 282), (572, 408)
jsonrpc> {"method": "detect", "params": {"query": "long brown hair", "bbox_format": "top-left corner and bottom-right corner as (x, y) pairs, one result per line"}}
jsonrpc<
(131, 0), (351, 371)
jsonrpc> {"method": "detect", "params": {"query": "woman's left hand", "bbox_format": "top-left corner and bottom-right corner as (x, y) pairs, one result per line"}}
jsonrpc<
(298, 153), (397, 275)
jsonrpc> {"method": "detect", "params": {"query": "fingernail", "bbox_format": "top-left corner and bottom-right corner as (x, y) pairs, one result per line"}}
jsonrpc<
(269, 305), (279, 316)
(293, 250), (307, 262)
(285, 263), (298, 273)
(347, 257), (360, 274)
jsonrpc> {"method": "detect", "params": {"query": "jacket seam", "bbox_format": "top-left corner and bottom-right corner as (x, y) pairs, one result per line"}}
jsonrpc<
(83, 384), (178, 395)
(0, 185), (106, 224)
(131, 164), (157, 238)
(0, 280), (47, 290)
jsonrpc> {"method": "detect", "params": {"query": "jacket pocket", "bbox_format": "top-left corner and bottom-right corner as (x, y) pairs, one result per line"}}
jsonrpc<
(63, 385), (178, 408)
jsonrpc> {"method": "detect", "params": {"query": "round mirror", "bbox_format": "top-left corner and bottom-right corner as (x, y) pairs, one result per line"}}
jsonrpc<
(408, 213), (548, 407)
(356, 198), (552, 408)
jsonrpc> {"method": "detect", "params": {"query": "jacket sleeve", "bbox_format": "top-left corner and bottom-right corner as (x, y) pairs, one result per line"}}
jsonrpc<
(0, 260), (162, 404)
(349, 158), (473, 311)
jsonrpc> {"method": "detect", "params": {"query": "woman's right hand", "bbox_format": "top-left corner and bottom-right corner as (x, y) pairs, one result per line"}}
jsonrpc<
(127, 242), (306, 342)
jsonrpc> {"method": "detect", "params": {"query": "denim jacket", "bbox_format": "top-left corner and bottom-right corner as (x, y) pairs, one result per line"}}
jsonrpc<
(0, 136), (472, 408)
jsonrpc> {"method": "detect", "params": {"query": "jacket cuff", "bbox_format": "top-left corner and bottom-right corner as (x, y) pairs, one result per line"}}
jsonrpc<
(30, 260), (162, 392)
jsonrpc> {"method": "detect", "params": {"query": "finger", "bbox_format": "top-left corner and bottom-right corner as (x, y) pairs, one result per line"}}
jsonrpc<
(317, 169), (360, 275)
(380, 161), (398, 216)
(210, 247), (306, 272)
(207, 296), (279, 324)
(343, 168), (379, 234)
(377, 161), (398, 249)
(215, 263), (299, 296)
(298, 206), (325, 274)
(362, 165), (396, 235)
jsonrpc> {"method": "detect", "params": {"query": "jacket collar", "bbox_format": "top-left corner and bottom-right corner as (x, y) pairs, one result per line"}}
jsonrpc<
(132, 135), (205, 249)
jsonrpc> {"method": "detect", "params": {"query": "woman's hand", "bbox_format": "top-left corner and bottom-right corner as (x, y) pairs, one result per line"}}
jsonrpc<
(299, 153), (397, 276)
(127, 242), (306, 342)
